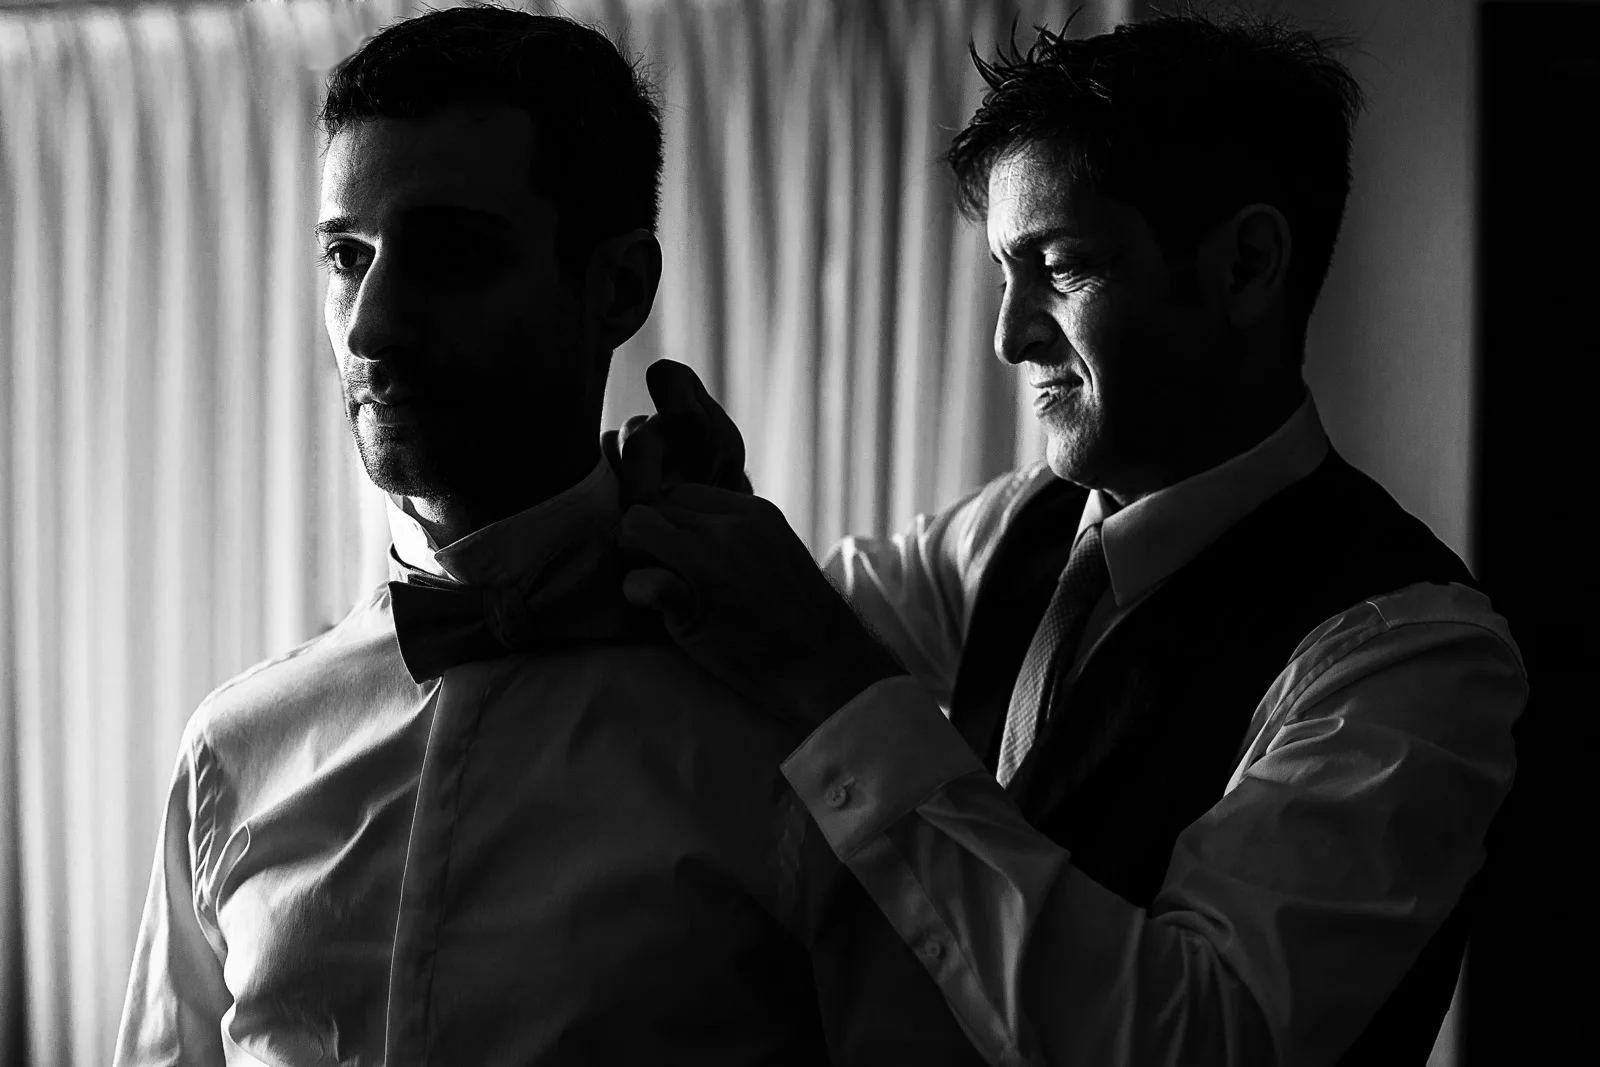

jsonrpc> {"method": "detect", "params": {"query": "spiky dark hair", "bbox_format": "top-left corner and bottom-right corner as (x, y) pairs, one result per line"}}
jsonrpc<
(945, 9), (1366, 329)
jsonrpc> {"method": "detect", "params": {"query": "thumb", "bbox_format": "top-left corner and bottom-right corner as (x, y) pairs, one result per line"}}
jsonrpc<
(618, 418), (667, 506)
(645, 359), (712, 423)
(599, 429), (622, 477)
(622, 566), (700, 634)
(617, 413), (653, 451)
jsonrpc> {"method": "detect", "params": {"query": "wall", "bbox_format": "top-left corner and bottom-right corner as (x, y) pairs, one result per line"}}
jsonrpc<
(1184, 4), (1484, 1062)
(1271, 0), (1479, 562)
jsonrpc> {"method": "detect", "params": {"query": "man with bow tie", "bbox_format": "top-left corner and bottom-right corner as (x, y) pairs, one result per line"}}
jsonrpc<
(614, 13), (1528, 1067)
(114, 8), (984, 1066)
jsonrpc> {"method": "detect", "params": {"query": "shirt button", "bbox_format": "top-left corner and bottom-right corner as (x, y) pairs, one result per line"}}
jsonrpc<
(824, 782), (851, 808)
(921, 938), (945, 962)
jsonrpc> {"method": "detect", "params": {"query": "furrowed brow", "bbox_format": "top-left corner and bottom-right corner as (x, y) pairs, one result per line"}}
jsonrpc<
(999, 225), (1085, 260)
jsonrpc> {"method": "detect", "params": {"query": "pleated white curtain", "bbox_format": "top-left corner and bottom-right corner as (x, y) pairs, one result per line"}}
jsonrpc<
(0, 1), (1126, 1063)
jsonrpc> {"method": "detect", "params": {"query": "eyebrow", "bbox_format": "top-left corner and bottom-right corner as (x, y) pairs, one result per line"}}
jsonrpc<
(990, 225), (1089, 263)
(314, 205), (515, 238)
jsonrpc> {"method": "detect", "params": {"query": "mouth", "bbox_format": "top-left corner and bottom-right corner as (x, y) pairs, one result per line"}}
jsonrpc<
(361, 400), (425, 428)
(1031, 378), (1081, 414)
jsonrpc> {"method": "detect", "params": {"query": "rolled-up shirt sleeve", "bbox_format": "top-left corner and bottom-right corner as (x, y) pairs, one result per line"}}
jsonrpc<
(781, 584), (1525, 1067)
(115, 732), (231, 1067)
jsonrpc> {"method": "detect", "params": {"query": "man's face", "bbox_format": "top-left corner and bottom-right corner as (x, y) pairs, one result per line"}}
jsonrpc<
(318, 103), (601, 505)
(987, 141), (1223, 495)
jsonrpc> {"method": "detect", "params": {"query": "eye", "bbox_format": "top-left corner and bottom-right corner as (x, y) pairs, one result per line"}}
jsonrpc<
(1046, 261), (1096, 293)
(318, 241), (370, 276)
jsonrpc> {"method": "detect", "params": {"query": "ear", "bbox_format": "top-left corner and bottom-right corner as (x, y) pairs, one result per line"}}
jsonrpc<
(1205, 203), (1292, 329)
(583, 229), (663, 351)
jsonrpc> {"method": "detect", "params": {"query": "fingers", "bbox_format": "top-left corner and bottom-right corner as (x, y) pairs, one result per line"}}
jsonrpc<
(617, 411), (747, 507)
(618, 506), (705, 635)
(644, 488), (810, 566)
(618, 418), (667, 506)
(645, 360), (710, 420)
(617, 502), (704, 568)
(621, 566), (698, 630)
(617, 414), (652, 448)
(642, 361), (717, 484)
(689, 376), (744, 462)
(653, 357), (719, 419)
(599, 429), (622, 478)
(643, 360), (748, 489)
(657, 482), (768, 516)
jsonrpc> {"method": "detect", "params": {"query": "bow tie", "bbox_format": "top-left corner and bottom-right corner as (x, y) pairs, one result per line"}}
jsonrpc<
(388, 542), (651, 683)
(389, 572), (543, 683)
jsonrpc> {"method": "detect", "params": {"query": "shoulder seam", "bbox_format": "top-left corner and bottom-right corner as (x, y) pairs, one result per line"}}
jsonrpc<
(1362, 580), (1525, 670)
(1281, 602), (1525, 729)
(194, 582), (389, 719)
(1362, 601), (1527, 673)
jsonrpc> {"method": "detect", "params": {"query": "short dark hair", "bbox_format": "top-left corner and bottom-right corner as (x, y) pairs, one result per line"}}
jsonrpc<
(944, 10), (1366, 331)
(320, 3), (663, 273)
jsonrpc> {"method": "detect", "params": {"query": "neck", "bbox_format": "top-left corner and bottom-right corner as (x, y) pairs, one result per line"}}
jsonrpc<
(407, 442), (600, 548)
(1102, 376), (1305, 509)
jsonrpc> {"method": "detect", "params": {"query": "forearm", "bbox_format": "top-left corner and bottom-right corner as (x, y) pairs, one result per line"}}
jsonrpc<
(782, 601), (1523, 1067)
(783, 681), (1270, 1066)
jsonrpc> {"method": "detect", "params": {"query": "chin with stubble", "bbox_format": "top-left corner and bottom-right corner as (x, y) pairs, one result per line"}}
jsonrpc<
(348, 396), (488, 506)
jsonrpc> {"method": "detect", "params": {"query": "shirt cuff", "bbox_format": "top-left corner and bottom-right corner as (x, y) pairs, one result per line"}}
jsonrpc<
(781, 675), (986, 860)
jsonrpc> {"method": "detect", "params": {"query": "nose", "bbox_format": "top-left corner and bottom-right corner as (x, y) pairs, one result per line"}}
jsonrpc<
(338, 253), (420, 364)
(993, 282), (1058, 367)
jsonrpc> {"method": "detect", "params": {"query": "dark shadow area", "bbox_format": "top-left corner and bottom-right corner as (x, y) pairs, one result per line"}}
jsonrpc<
(1468, 4), (1600, 1063)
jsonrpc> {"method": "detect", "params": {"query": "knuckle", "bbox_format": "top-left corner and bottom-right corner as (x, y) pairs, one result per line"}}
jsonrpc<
(618, 504), (653, 537)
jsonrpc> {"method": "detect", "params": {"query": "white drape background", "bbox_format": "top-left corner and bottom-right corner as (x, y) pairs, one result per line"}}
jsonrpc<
(0, 0), (1124, 1062)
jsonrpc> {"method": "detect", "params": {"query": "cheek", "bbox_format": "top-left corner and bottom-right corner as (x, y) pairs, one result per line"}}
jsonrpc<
(324, 294), (354, 382)
(324, 281), (349, 334)
(1056, 291), (1130, 383)
(482, 294), (590, 385)
(443, 285), (562, 361)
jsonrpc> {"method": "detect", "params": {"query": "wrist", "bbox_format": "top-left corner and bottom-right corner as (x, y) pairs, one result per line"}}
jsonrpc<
(793, 654), (905, 732)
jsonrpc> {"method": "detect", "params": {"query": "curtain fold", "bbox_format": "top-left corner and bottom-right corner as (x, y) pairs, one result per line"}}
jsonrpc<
(0, 1), (1122, 1062)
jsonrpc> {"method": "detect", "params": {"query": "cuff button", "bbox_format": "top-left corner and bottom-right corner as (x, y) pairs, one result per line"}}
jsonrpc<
(920, 939), (945, 962)
(824, 783), (851, 808)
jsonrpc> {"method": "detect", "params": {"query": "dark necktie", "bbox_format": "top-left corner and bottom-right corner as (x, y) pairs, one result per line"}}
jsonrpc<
(996, 523), (1110, 786)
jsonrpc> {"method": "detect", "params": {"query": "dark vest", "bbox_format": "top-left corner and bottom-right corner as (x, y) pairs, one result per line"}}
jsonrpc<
(949, 450), (1484, 1064)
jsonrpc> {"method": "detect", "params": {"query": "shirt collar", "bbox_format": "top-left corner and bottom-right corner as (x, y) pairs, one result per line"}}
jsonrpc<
(386, 458), (619, 587)
(1077, 392), (1330, 607)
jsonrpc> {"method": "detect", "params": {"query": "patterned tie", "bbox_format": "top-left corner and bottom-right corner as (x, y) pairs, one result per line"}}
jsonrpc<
(996, 523), (1110, 786)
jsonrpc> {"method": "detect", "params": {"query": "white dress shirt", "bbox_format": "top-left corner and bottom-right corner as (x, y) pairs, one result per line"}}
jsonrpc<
(782, 396), (1527, 1067)
(117, 459), (974, 1066)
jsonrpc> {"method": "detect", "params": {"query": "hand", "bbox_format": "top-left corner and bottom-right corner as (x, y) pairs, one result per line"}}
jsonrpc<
(602, 359), (752, 506)
(618, 484), (908, 733)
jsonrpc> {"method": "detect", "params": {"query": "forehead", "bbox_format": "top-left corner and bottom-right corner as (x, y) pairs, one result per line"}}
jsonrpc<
(985, 140), (1139, 256)
(319, 103), (551, 229)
